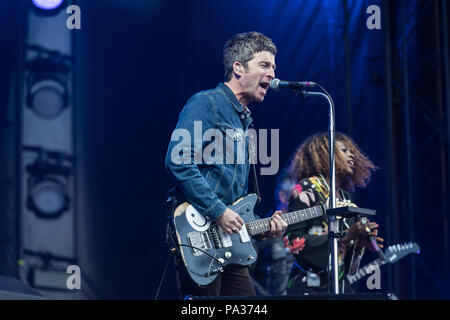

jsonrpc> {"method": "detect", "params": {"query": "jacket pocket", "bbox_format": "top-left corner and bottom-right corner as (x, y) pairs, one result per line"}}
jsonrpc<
(216, 122), (246, 165)
(216, 122), (245, 143)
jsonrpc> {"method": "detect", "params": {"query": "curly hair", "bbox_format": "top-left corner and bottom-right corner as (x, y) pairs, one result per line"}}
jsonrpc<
(289, 132), (378, 191)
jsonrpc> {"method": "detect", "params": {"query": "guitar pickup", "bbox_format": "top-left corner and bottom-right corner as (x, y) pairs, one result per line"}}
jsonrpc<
(238, 227), (250, 243)
(187, 231), (212, 256)
(217, 227), (232, 248)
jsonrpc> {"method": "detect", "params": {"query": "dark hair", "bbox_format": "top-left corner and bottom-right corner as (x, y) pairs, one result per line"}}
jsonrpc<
(271, 168), (295, 214)
(223, 31), (277, 81)
(289, 132), (378, 191)
(274, 168), (296, 201)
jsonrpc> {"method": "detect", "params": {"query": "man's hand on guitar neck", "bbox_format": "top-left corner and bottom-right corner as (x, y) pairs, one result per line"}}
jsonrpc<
(267, 211), (288, 238)
(216, 209), (287, 237)
(257, 211), (288, 239)
(216, 208), (244, 235)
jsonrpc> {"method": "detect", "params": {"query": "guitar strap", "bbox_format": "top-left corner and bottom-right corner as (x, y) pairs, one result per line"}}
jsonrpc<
(247, 123), (261, 206)
(251, 163), (262, 206)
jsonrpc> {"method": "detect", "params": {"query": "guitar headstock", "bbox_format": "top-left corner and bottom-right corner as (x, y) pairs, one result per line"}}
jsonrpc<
(384, 242), (421, 263)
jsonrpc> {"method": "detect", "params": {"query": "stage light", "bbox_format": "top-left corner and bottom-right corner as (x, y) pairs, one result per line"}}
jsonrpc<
(27, 78), (67, 119)
(25, 52), (70, 120)
(25, 149), (72, 219)
(27, 177), (69, 219)
(31, 0), (65, 15)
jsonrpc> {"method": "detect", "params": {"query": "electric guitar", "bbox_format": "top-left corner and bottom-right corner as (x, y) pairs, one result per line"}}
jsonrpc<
(171, 193), (326, 286)
(347, 242), (420, 284)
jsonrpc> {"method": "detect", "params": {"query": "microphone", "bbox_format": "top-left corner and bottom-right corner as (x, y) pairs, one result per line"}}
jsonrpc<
(369, 236), (386, 261)
(361, 217), (386, 262)
(270, 78), (317, 91)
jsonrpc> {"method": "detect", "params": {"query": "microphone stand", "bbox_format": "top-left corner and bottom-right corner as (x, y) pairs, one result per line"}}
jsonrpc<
(298, 89), (340, 294)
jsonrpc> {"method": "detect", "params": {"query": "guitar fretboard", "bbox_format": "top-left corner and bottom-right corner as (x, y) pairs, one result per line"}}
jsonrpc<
(246, 205), (324, 236)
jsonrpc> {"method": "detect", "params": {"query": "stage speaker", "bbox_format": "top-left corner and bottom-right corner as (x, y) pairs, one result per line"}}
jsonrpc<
(0, 276), (45, 300)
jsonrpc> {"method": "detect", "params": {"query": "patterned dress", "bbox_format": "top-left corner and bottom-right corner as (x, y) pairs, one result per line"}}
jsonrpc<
(285, 175), (364, 294)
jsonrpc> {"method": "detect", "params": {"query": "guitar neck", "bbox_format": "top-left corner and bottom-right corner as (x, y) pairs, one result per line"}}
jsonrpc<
(246, 205), (324, 236)
(347, 243), (420, 284)
(348, 259), (387, 284)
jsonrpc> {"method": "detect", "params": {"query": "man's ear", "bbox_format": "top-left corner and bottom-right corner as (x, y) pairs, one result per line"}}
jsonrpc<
(233, 61), (244, 77)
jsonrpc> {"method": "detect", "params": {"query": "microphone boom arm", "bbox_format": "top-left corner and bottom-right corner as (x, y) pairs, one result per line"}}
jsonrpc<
(300, 88), (340, 294)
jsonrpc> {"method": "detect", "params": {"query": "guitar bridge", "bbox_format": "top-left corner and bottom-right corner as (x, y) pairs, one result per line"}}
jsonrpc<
(208, 226), (222, 249)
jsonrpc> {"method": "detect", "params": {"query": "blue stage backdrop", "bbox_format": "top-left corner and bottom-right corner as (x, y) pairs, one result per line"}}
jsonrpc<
(48, 0), (447, 299)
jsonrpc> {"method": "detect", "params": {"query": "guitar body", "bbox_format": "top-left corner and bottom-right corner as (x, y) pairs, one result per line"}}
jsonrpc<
(171, 193), (325, 286)
(173, 194), (259, 286)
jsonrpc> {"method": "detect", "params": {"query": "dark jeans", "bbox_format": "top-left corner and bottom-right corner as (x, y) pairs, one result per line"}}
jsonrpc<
(174, 255), (256, 299)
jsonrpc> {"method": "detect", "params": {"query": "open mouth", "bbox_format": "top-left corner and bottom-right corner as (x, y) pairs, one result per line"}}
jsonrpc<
(259, 82), (270, 90)
(348, 160), (354, 168)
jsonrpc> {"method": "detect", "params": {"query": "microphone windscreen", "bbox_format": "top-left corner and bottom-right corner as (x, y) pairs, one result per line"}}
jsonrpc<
(270, 78), (280, 90)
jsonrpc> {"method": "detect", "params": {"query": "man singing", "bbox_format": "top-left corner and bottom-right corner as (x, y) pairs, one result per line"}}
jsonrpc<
(165, 32), (287, 298)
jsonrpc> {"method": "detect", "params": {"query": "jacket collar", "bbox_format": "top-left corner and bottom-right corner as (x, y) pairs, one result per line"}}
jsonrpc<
(217, 82), (245, 114)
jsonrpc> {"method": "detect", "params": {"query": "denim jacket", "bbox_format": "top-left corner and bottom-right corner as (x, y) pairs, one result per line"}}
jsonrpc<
(165, 83), (253, 221)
